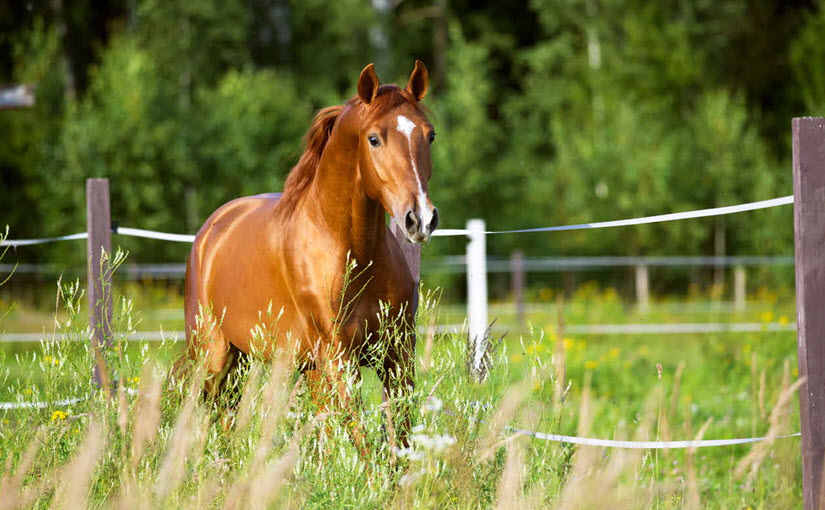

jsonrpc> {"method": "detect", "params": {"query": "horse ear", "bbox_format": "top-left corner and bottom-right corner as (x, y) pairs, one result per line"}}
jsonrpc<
(357, 63), (380, 104)
(406, 60), (429, 101)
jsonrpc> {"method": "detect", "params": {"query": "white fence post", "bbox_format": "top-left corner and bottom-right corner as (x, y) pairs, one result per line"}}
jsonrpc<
(466, 219), (488, 381)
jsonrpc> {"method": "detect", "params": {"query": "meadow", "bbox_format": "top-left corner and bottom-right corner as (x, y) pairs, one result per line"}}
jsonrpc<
(0, 272), (803, 509)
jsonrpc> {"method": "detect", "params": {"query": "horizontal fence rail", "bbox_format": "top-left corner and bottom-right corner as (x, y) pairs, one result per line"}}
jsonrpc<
(1, 194), (794, 247)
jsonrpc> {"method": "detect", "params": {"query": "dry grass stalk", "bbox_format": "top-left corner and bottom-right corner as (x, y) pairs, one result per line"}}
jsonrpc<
(49, 419), (106, 510)
(476, 373), (537, 463)
(684, 417), (712, 510)
(421, 314), (436, 373)
(758, 368), (767, 420)
(232, 364), (263, 433)
(734, 374), (805, 482)
(553, 294), (567, 406)
(0, 437), (42, 510)
(494, 438), (525, 510)
(131, 364), (163, 469)
(670, 361), (685, 417)
(154, 369), (206, 501)
(557, 374), (643, 510)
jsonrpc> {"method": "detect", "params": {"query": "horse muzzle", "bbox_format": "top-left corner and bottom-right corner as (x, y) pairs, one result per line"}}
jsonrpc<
(403, 205), (439, 243)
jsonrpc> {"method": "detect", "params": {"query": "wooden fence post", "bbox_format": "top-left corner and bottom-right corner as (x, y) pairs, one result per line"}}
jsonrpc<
(793, 117), (825, 510)
(466, 219), (488, 381)
(87, 178), (113, 395)
(733, 265), (746, 312)
(511, 250), (526, 330)
(635, 264), (649, 312)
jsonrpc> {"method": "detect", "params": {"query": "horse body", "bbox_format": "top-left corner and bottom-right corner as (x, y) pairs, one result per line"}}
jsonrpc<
(184, 61), (436, 445)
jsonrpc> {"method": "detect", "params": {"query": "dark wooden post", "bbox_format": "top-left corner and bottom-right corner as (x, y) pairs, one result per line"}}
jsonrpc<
(510, 251), (526, 329)
(87, 178), (113, 394)
(793, 117), (825, 510)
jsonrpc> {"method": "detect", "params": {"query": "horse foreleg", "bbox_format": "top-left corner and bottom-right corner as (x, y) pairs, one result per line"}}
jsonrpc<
(380, 344), (416, 448)
(304, 356), (368, 453)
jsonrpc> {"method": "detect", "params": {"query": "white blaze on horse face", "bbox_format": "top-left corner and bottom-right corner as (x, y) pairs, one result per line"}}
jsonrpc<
(396, 114), (434, 229)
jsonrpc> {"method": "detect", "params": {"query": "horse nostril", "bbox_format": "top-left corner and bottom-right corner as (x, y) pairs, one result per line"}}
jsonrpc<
(405, 210), (419, 233)
(430, 207), (440, 232)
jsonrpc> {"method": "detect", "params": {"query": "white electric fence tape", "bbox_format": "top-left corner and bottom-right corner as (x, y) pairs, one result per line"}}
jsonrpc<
(1, 195), (794, 245)
(440, 409), (800, 449)
(0, 396), (86, 410)
(432, 195), (794, 237)
(0, 232), (88, 247)
(0, 394), (800, 449)
(115, 227), (196, 243)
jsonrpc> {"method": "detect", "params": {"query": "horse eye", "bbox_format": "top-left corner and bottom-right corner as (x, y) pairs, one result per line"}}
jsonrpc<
(368, 134), (381, 147)
(428, 132), (436, 144)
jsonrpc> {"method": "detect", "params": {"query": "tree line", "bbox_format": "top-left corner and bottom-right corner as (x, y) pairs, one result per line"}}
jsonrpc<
(1, 1), (823, 285)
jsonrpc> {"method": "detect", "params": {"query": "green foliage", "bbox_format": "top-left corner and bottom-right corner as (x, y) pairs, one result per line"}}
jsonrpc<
(0, 0), (819, 274)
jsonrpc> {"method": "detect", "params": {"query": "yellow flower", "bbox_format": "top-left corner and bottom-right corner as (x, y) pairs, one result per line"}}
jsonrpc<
(563, 338), (574, 350)
(778, 315), (790, 326)
(608, 348), (620, 359)
(128, 376), (141, 385)
(510, 354), (523, 363)
(539, 287), (553, 302)
(584, 360), (599, 370)
(51, 410), (68, 421)
(759, 311), (774, 323)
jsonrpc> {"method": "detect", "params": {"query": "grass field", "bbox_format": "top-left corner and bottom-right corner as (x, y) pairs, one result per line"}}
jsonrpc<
(0, 276), (803, 509)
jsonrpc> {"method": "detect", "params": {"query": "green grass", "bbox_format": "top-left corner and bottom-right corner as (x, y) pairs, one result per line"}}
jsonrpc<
(0, 275), (802, 509)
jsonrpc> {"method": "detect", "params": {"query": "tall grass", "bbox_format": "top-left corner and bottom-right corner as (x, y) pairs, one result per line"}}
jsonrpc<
(0, 247), (804, 508)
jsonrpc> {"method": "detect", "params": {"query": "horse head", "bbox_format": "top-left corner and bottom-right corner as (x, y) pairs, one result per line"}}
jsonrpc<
(355, 60), (439, 244)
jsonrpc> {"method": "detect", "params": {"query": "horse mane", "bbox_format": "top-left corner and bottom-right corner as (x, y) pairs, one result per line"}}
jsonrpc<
(277, 85), (421, 212)
(278, 105), (343, 212)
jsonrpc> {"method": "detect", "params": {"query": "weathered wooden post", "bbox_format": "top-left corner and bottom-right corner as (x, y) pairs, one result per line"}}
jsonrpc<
(510, 250), (526, 329)
(87, 178), (113, 394)
(466, 219), (488, 381)
(733, 265), (746, 312)
(793, 117), (825, 510)
(635, 263), (649, 312)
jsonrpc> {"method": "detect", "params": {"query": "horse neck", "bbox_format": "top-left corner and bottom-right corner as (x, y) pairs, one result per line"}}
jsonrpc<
(306, 114), (386, 261)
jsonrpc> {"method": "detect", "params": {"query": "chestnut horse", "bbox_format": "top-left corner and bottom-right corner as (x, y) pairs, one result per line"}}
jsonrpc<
(184, 61), (438, 445)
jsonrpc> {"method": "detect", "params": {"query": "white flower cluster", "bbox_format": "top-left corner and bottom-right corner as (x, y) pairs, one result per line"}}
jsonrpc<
(395, 423), (457, 461)
(423, 396), (443, 412)
(399, 468), (426, 487)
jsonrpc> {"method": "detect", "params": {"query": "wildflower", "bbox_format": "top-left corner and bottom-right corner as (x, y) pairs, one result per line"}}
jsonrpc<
(395, 447), (426, 461)
(608, 347), (620, 359)
(510, 354), (523, 363)
(563, 338), (574, 350)
(410, 431), (456, 452)
(759, 311), (774, 323)
(423, 396), (443, 413)
(399, 468), (426, 486)
(51, 410), (68, 421)
(656, 363), (663, 379)
(128, 376), (141, 385)
(584, 360), (599, 370)
(778, 315), (790, 326)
